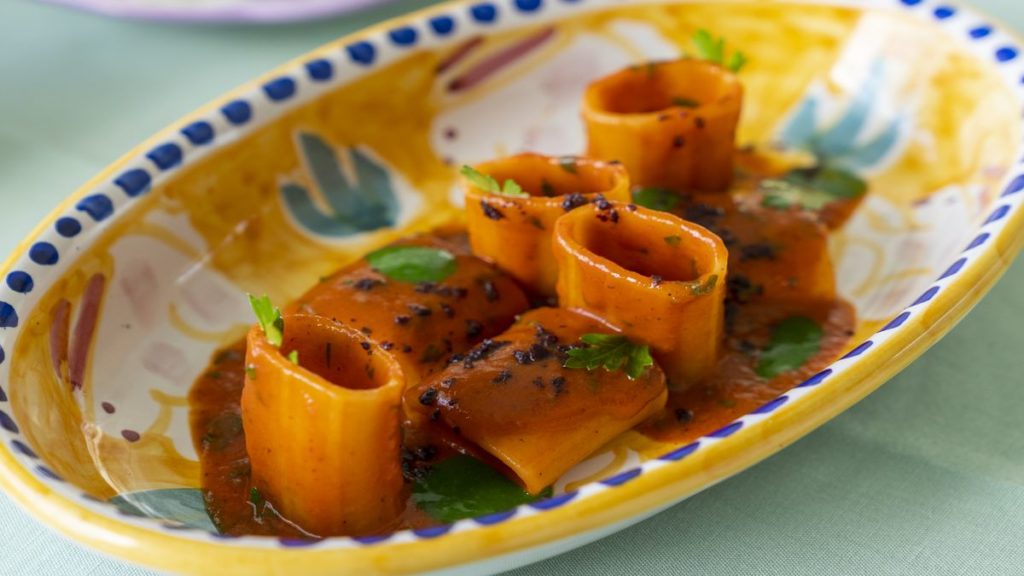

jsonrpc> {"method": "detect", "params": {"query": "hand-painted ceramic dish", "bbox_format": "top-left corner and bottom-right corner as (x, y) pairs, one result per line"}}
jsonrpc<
(40, 0), (396, 23)
(2, 0), (1023, 574)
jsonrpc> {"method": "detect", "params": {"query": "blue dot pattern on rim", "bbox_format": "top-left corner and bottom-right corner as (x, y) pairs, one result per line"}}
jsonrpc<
(1003, 174), (1024, 196)
(939, 258), (967, 280)
(389, 27), (418, 46)
(0, 302), (16, 328)
(147, 143), (183, 170)
(430, 15), (455, 35)
(12, 440), (36, 459)
(881, 311), (911, 331)
(413, 525), (453, 538)
(35, 466), (63, 482)
(0, 410), (19, 434)
(305, 59), (333, 81)
(708, 421), (743, 438)
(996, 47), (1018, 62)
(841, 341), (874, 359)
(970, 26), (992, 39)
(0, 0), (1019, 549)
(470, 3), (498, 23)
(659, 441), (700, 462)
(346, 41), (376, 65)
(601, 468), (641, 487)
(529, 492), (578, 510)
(5, 271), (33, 294)
(29, 242), (58, 265)
(181, 121), (214, 145)
(263, 77), (296, 101)
(474, 510), (517, 525)
(115, 168), (151, 197)
(76, 194), (114, 222)
(221, 100), (252, 125)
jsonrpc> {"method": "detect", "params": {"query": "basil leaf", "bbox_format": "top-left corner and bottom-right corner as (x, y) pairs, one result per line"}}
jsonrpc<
(756, 316), (823, 378)
(413, 455), (550, 523)
(365, 246), (457, 283)
(632, 187), (681, 212)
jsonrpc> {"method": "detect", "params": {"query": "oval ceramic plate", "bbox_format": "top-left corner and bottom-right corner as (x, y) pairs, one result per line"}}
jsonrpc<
(2, 0), (1023, 574)
(40, 0), (397, 23)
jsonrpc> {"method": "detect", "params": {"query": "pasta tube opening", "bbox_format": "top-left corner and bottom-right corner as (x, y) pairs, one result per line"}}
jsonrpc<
(553, 202), (728, 389)
(582, 59), (742, 192)
(242, 314), (405, 537)
(463, 153), (630, 296)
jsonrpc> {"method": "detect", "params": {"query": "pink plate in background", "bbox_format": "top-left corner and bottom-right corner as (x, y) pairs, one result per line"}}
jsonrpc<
(39, 0), (397, 23)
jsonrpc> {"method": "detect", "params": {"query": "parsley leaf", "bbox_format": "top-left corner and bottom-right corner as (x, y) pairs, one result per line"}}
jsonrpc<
(413, 455), (550, 523)
(671, 96), (700, 108)
(756, 316), (823, 378)
(760, 166), (867, 211)
(559, 156), (578, 174)
(366, 245), (457, 283)
(692, 29), (747, 73)
(664, 235), (682, 246)
(248, 294), (284, 347)
(460, 165), (528, 198)
(564, 333), (654, 380)
(632, 187), (681, 212)
(287, 350), (299, 365)
(686, 274), (719, 297)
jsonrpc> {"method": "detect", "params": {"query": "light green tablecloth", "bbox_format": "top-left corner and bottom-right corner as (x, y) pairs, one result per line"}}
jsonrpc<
(1, 1), (1023, 574)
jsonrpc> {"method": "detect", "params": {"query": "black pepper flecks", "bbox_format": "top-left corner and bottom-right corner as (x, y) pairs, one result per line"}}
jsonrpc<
(465, 319), (483, 339)
(414, 281), (437, 293)
(462, 339), (511, 369)
(739, 243), (776, 262)
(651, 274), (663, 287)
(480, 279), (499, 302)
(353, 277), (383, 291)
(727, 274), (763, 304)
(562, 193), (588, 211)
(408, 303), (432, 317)
(593, 194), (612, 211)
(419, 387), (438, 406)
(551, 376), (566, 396)
(481, 200), (505, 220)
(492, 370), (512, 384)
(441, 377), (456, 389)
(394, 315), (411, 326)
(380, 341), (395, 351)
(532, 376), (545, 389)
(359, 341), (371, 351)
(672, 135), (686, 148)
(440, 304), (455, 318)
(402, 344), (413, 354)
(674, 408), (694, 423)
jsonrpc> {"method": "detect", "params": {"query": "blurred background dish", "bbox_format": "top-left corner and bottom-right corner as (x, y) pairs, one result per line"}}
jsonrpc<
(38, 0), (397, 23)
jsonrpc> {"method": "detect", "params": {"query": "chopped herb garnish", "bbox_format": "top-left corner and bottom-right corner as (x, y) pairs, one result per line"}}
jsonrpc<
(692, 29), (747, 73)
(366, 245), (458, 283)
(756, 316), (823, 378)
(249, 486), (265, 519)
(287, 350), (299, 365)
(664, 235), (682, 246)
(564, 333), (654, 380)
(244, 365), (257, 379)
(460, 165), (527, 197)
(247, 294), (284, 348)
(632, 187), (681, 212)
(686, 274), (719, 296)
(540, 180), (556, 197)
(672, 96), (700, 108)
(760, 166), (867, 211)
(412, 455), (550, 523)
(558, 156), (578, 174)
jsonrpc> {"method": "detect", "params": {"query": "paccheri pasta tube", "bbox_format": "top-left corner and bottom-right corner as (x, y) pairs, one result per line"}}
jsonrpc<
(289, 236), (529, 385)
(553, 202), (728, 389)
(462, 153), (630, 296)
(406, 307), (667, 494)
(242, 314), (405, 537)
(582, 59), (742, 192)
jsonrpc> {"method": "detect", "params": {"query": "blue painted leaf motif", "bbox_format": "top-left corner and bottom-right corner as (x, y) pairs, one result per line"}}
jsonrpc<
(110, 488), (217, 532)
(281, 133), (400, 237)
(778, 60), (905, 171)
